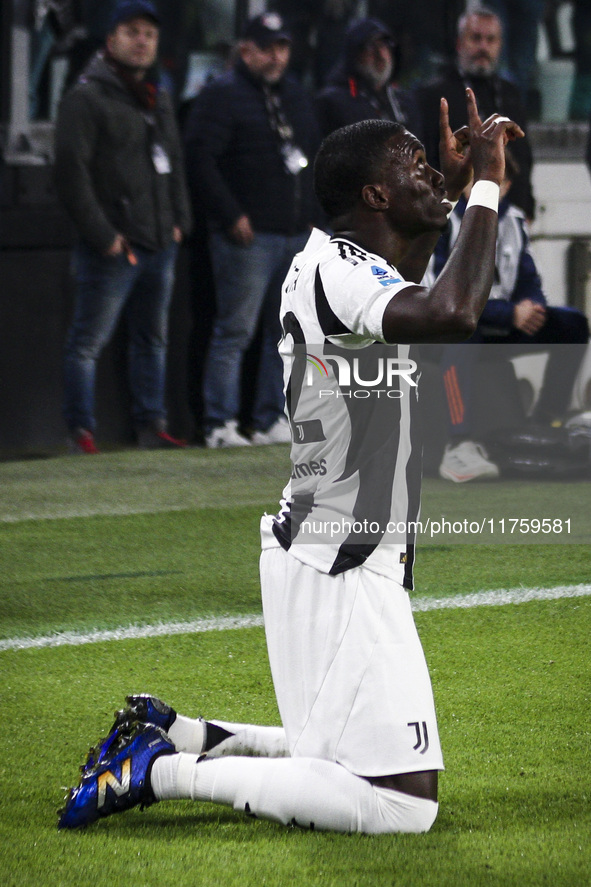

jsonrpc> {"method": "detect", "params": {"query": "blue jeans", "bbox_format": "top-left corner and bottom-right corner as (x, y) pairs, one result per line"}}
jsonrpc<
(205, 230), (309, 432)
(63, 240), (178, 433)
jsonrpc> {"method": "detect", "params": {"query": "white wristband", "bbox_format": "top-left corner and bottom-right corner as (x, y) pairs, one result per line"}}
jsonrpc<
(466, 180), (500, 213)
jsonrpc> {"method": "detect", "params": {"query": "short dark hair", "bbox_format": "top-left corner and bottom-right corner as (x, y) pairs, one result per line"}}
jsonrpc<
(314, 119), (406, 218)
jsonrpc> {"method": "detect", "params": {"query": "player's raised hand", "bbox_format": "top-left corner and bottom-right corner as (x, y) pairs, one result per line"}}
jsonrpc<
(438, 96), (472, 200)
(465, 87), (524, 186)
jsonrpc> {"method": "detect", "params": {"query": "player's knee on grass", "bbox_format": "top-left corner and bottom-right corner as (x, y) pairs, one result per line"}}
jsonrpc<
(372, 786), (439, 834)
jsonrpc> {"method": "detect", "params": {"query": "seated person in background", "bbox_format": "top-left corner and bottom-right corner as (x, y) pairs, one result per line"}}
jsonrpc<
(315, 17), (419, 137)
(426, 150), (590, 483)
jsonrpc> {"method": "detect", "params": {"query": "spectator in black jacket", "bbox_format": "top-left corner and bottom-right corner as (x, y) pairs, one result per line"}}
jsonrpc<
(54, 0), (192, 454)
(315, 17), (420, 138)
(184, 12), (322, 448)
(416, 5), (535, 219)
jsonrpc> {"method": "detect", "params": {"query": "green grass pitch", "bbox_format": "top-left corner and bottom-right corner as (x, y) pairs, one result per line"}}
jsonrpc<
(0, 447), (589, 886)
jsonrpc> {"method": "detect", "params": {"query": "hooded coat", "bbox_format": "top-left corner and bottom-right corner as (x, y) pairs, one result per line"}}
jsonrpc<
(315, 18), (420, 137)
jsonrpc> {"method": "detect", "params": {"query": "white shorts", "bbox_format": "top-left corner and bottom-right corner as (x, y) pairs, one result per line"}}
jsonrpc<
(259, 544), (444, 777)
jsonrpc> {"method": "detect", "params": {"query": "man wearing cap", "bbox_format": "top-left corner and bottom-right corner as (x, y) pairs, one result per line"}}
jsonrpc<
(316, 17), (419, 137)
(184, 13), (322, 448)
(54, 0), (192, 453)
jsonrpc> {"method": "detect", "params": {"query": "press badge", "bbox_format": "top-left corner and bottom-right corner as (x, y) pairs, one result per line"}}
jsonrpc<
(280, 143), (308, 176)
(152, 143), (171, 174)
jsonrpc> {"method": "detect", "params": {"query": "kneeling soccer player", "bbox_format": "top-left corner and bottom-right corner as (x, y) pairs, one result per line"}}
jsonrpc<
(59, 89), (523, 834)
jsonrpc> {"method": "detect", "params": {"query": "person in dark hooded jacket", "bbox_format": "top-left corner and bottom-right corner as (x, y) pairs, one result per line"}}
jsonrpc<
(315, 17), (419, 137)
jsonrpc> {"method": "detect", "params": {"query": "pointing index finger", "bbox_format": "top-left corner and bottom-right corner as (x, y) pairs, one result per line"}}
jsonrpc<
(465, 87), (482, 130)
(439, 96), (450, 134)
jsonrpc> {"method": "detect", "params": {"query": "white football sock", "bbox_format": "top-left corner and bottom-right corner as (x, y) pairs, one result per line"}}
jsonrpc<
(151, 752), (200, 800)
(207, 723), (289, 758)
(167, 715), (289, 758)
(151, 753), (438, 834)
(167, 715), (206, 754)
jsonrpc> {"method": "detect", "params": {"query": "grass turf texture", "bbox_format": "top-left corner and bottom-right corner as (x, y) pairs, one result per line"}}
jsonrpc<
(0, 448), (590, 885)
(2, 604), (589, 887)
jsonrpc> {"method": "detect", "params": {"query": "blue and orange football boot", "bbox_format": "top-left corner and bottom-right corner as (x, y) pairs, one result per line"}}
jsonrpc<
(58, 720), (175, 829)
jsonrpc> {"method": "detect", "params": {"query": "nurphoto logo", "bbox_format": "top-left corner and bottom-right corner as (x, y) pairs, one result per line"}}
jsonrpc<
(304, 350), (418, 399)
(305, 352), (417, 387)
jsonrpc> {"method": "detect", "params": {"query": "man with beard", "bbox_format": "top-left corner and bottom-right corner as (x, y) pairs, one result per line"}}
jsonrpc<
(416, 5), (534, 219)
(316, 17), (419, 137)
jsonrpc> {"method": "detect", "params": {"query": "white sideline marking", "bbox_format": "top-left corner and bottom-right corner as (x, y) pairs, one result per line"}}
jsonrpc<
(1, 584), (590, 653)
(0, 614), (265, 652)
(0, 505), (188, 523)
(411, 583), (591, 611)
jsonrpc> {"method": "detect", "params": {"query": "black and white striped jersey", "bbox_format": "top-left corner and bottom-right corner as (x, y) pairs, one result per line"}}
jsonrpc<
(265, 228), (424, 590)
